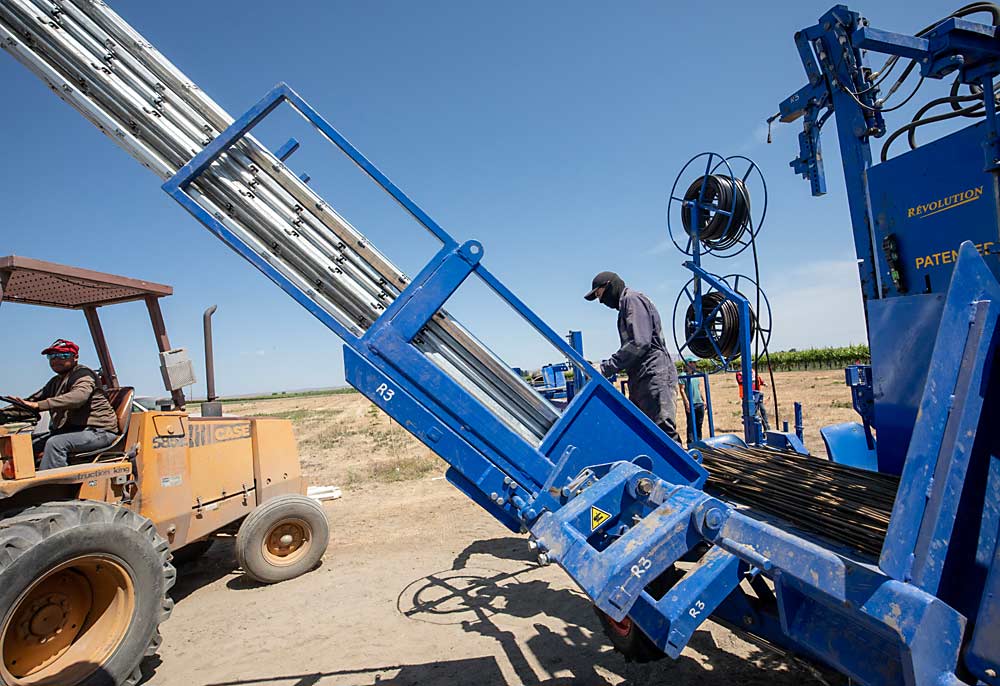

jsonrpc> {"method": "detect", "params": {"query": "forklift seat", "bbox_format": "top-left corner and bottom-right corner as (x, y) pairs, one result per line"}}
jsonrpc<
(68, 386), (135, 463)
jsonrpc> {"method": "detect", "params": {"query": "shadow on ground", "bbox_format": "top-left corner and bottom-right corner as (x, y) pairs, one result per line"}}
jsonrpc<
(193, 536), (842, 686)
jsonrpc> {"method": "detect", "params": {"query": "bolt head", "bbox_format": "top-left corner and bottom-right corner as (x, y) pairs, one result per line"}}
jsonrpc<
(537, 553), (550, 566)
(704, 508), (724, 530)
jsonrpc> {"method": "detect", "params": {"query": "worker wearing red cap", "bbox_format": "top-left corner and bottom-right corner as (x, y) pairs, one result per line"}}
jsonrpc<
(9, 339), (119, 469)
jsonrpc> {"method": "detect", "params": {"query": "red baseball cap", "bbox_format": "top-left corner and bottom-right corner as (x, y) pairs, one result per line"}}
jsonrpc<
(41, 339), (79, 356)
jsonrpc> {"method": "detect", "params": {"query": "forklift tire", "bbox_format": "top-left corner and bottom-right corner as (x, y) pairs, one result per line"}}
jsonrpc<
(593, 607), (667, 663)
(0, 500), (175, 686)
(235, 494), (329, 584)
(170, 539), (214, 567)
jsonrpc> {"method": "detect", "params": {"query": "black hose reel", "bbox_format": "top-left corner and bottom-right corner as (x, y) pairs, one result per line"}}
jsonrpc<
(673, 274), (771, 370)
(667, 152), (772, 371)
(667, 153), (767, 259)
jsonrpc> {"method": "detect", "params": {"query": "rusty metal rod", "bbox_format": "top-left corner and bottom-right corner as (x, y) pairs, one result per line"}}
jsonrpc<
(699, 445), (899, 557)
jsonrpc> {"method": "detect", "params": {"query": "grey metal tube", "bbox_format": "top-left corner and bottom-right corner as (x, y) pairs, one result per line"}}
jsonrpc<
(203, 305), (218, 402)
(0, 0), (562, 441)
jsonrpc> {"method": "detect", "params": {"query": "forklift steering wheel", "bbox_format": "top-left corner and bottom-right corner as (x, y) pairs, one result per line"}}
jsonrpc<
(0, 396), (41, 417)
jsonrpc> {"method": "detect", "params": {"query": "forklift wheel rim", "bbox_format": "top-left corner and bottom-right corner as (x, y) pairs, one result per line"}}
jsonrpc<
(262, 517), (311, 567)
(1, 555), (136, 685)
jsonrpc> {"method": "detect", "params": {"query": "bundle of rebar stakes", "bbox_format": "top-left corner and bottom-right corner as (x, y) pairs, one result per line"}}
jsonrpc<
(699, 444), (899, 557)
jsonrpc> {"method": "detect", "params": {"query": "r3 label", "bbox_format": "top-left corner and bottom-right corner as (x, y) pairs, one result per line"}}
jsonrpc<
(375, 383), (395, 402)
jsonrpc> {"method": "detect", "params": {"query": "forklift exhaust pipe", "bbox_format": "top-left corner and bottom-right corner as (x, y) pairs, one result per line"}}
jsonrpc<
(201, 305), (223, 418)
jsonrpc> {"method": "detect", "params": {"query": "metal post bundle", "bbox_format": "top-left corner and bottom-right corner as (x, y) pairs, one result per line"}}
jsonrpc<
(3, 3), (1000, 685)
(0, 0), (556, 445)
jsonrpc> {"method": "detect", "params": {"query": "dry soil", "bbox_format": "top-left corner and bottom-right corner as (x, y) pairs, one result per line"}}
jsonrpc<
(140, 370), (855, 686)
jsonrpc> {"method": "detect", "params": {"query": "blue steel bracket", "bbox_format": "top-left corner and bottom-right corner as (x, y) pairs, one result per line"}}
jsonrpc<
(845, 364), (875, 446)
(856, 18), (1000, 83)
(882, 243), (1000, 592)
(529, 462), (713, 622)
(820, 422), (878, 471)
(683, 261), (762, 445)
(628, 545), (745, 658)
(696, 506), (968, 686)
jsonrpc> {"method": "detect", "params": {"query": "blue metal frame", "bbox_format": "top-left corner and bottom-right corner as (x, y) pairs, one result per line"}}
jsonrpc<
(156, 80), (997, 686)
(162, 82), (706, 518)
(776, 6), (1000, 681)
(683, 262), (762, 444)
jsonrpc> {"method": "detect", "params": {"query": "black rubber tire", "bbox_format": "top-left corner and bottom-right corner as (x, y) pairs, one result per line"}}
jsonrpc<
(170, 539), (214, 567)
(593, 607), (667, 663)
(235, 495), (329, 584)
(0, 500), (175, 686)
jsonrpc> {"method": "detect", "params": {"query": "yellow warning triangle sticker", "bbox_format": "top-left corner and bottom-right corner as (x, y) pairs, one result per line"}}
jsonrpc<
(591, 506), (612, 531)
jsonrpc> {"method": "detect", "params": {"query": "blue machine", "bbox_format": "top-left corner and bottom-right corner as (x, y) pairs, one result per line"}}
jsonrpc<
(520, 330), (586, 402)
(160, 80), (997, 684)
(3, 2), (999, 683)
(667, 152), (798, 449)
(774, 4), (1000, 682)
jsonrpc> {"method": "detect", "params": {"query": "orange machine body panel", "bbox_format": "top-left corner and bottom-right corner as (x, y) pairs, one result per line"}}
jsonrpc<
(0, 433), (35, 480)
(132, 411), (304, 549)
(1, 409), (304, 550)
(251, 418), (305, 502)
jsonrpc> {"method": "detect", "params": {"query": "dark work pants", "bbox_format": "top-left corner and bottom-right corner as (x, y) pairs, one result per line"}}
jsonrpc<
(628, 374), (681, 443)
(685, 403), (705, 446)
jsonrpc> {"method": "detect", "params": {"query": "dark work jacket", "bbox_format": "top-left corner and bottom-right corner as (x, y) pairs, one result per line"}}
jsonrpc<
(600, 287), (678, 431)
(603, 288), (676, 383)
(28, 365), (118, 433)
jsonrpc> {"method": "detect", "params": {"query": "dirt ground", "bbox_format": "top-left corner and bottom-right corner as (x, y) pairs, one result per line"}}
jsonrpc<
(141, 371), (855, 686)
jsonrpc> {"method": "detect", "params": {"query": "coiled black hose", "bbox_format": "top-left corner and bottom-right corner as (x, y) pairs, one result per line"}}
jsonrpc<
(681, 174), (752, 251)
(685, 291), (753, 360)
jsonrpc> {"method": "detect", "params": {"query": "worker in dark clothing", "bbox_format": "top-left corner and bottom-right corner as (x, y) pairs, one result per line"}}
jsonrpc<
(8, 339), (119, 469)
(585, 271), (681, 442)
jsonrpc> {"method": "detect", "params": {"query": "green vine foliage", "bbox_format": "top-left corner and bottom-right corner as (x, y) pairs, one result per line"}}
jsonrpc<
(675, 344), (870, 372)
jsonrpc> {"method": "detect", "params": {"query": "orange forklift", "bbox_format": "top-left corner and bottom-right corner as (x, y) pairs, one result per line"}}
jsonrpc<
(0, 256), (329, 686)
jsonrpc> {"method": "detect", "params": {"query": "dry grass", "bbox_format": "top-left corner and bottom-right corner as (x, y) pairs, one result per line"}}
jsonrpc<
(676, 369), (858, 456)
(229, 370), (858, 490)
(226, 394), (442, 491)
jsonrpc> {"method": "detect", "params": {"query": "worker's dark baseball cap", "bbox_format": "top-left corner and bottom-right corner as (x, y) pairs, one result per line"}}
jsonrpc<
(584, 271), (619, 301)
(41, 339), (79, 356)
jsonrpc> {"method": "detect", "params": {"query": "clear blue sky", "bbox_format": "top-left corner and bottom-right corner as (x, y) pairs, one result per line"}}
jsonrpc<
(0, 0), (959, 398)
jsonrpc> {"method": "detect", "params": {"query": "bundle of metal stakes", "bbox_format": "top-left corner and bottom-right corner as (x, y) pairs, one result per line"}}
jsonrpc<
(698, 444), (900, 557)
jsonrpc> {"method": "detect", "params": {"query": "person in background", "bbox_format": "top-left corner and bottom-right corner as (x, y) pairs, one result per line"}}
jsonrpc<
(8, 339), (119, 469)
(679, 357), (705, 445)
(585, 271), (680, 442)
(736, 365), (769, 431)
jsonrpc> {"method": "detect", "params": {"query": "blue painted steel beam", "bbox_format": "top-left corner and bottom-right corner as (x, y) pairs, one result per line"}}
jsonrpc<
(882, 243), (1000, 592)
(275, 137), (300, 162)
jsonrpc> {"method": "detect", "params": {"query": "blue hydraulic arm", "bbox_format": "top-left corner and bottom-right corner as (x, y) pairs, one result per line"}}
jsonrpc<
(779, 6), (1000, 313)
(163, 82), (707, 535)
(778, 6), (885, 310)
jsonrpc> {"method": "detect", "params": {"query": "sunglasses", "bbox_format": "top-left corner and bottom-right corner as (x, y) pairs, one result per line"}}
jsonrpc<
(46, 352), (75, 360)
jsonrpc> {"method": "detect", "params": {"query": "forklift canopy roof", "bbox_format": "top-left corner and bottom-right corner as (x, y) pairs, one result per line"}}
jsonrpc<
(0, 256), (172, 309)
